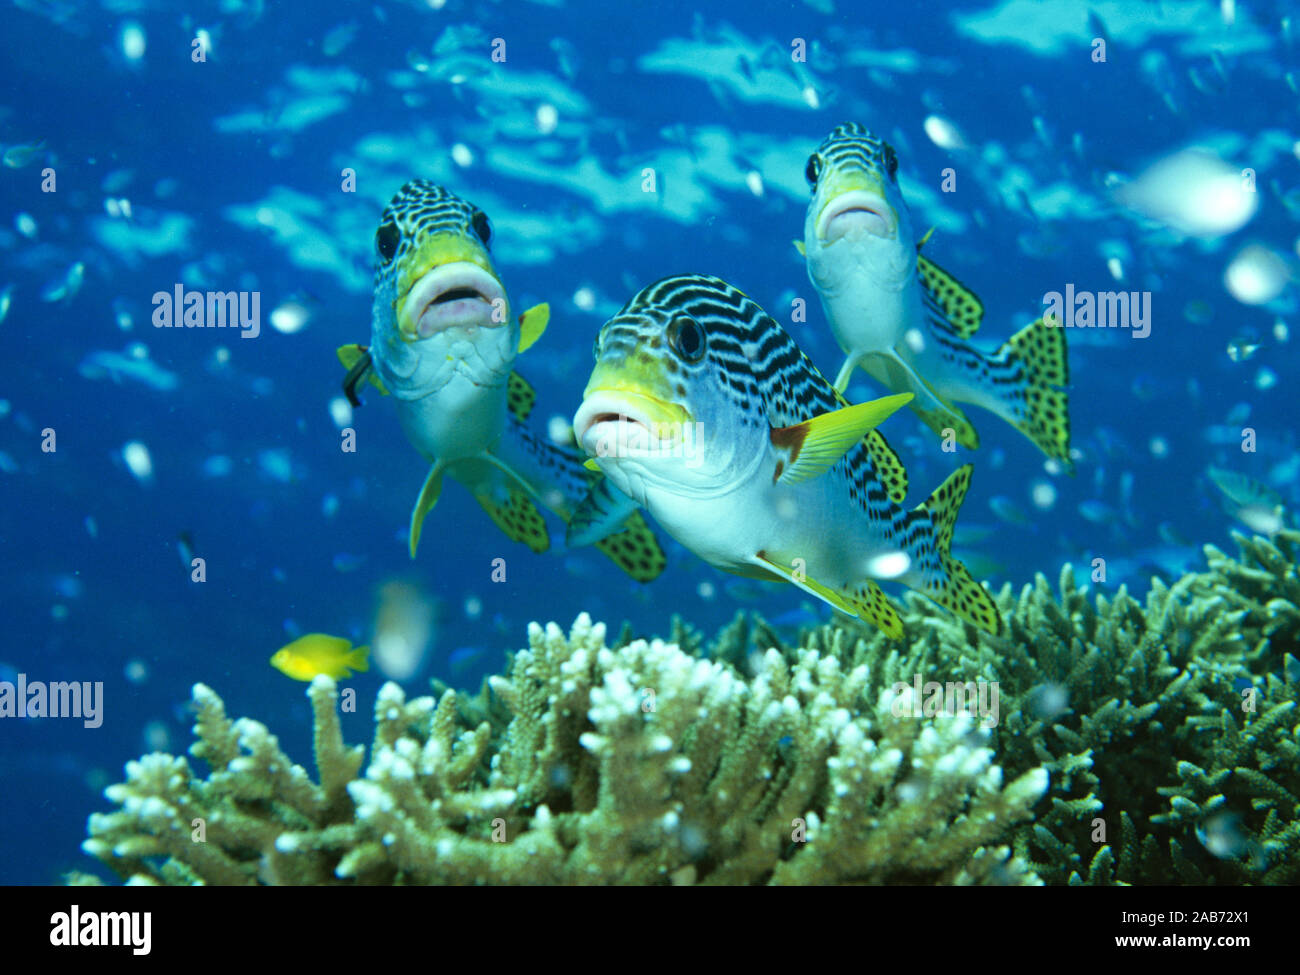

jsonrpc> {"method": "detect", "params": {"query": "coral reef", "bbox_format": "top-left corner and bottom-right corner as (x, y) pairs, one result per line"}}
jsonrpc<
(74, 530), (1299, 885)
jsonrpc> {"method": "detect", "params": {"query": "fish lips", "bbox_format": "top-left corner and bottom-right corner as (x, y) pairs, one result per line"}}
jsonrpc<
(574, 390), (692, 462)
(398, 263), (507, 340)
(817, 190), (897, 242)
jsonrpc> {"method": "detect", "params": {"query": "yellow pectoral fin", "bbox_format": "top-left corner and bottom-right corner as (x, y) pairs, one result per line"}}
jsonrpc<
(518, 303), (550, 354)
(337, 343), (390, 398)
(793, 239), (806, 257)
(749, 554), (904, 638)
(770, 393), (913, 484)
(409, 462), (446, 559)
(583, 458), (600, 472)
(916, 226), (936, 252)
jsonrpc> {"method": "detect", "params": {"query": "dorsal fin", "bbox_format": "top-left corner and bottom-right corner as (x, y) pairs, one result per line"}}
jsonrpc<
(917, 255), (984, 339)
(507, 371), (536, 422)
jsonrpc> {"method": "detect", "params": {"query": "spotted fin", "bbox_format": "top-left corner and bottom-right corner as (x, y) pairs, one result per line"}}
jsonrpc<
(518, 303), (549, 354)
(911, 465), (1002, 635)
(507, 371), (536, 422)
(474, 488), (550, 553)
(750, 552), (904, 639)
(337, 343), (389, 406)
(1000, 318), (1071, 467)
(409, 462), (445, 559)
(594, 510), (666, 582)
(771, 394), (912, 485)
(917, 256), (984, 339)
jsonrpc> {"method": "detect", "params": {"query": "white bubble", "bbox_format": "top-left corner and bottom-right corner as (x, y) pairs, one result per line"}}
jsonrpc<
(1117, 148), (1258, 238)
(270, 301), (310, 334)
(329, 396), (353, 428)
(122, 441), (153, 482)
(745, 170), (764, 197)
(535, 103), (558, 135)
(15, 213), (37, 238)
(1106, 256), (1123, 281)
(1031, 480), (1057, 510)
(573, 286), (596, 311)
(120, 22), (146, 61)
(124, 659), (149, 683)
(697, 581), (715, 600)
(451, 143), (473, 167)
(1273, 319), (1289, 342)
(464, 596), (482, 620)
(1255, 367), (1277, 390)
(801, 85), (819, 109)
(1223, 245), (1290, 305)
(547, 414), (572, 445)
(865, 551), (910, 579)
(1149, 436), (1169, 458)
(903, 328), (926, 353)
(923, 114), (966, 150)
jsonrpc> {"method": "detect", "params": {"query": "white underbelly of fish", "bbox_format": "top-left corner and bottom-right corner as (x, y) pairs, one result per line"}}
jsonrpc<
(397, 376), (506, 462)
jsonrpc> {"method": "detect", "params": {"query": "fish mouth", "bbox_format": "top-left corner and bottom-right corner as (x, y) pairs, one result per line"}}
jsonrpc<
(574, 389), (692, 461)
(398, 262), (506, 340)
(818, 190), (897, 242)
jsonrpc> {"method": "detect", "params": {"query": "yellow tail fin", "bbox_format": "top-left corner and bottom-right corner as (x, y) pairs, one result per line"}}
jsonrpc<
(914, 465), (1002, 635)
(1004, 318), (1071, 468)
(348, 645), (371, 673)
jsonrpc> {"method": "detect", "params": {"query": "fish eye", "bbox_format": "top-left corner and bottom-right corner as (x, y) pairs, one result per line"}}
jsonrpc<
(375, 220), (400, 263)
(667, 315), (706, 363)
(884, 145), (899, 180)
(472, 210), (492, 246)
(805, 154), (822, 187)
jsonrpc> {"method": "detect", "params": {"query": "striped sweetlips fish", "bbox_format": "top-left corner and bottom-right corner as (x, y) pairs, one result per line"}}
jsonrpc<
(573, 273), (1003, 637)
(798, 122), (1071, 466)
(337, 179), (664, 581)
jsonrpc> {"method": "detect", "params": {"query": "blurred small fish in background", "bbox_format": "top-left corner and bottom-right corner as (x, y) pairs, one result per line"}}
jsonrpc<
(372, 580), (436, 682)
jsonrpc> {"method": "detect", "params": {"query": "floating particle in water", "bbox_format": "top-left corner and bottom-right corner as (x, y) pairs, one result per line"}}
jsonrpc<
(1116, 148), (1257, 238)
(863, 551), (910, 579)
(923, 114), (966, 150)
(84, 515), (98, 538)
(112, 297), (132, 331)
(2, 139), (45, 168)
(551, 37), (580, 78)
(451, 142), (473, 167)
(14, 213), (37, 238)
(801, 84), (819, 109)
(201, 454), (232, 477)
(463, 595), (482, 620)
(373, 580), (435, 681)
(258, 448), (292, 483)
(270, 300), (310, 334)
(0, 284), (11, 322)
(1226, 336), (1260, 361)
(1223, 244), (1290, 305)
(745, 169), (764, 197)
(547, 414), (573, 446)
(572, 286), (596, 311)
(1031, 480), (1057, 510)
(1149, 436), (1170, 458)
(329, 396), (352, 428)
(103, 197), (133, 219)
(124, 659), (148, 684)
(1274, 319), (1289, 342)
(1255, 367), (1277, 390)
(119, 21), (146, 61)
(41, 261), (84, 303)
(1106, 256), (1123, 281)
(535, 103), (559, 135)
(122, 441), (153, 482)
(697, 580), (715, 600)
(52, 574), (83, 599)
(1026, 683), (1070, 721)
(322, 493), (339, 519)
(143, 720), (170, 751)
(51, 604), (68, 621)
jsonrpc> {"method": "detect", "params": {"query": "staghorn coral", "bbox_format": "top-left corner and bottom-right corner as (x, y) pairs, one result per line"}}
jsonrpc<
(75, 529), (1299, 885)
(78, 615), (1045, 885)
(701, 529), (1300, 885)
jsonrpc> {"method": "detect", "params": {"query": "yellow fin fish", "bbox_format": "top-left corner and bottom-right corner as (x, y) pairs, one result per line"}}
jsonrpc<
(270, 634), (370, 681)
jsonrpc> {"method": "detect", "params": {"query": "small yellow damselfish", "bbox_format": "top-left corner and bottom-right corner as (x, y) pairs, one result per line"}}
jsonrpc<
(270, 634), (370, 681)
